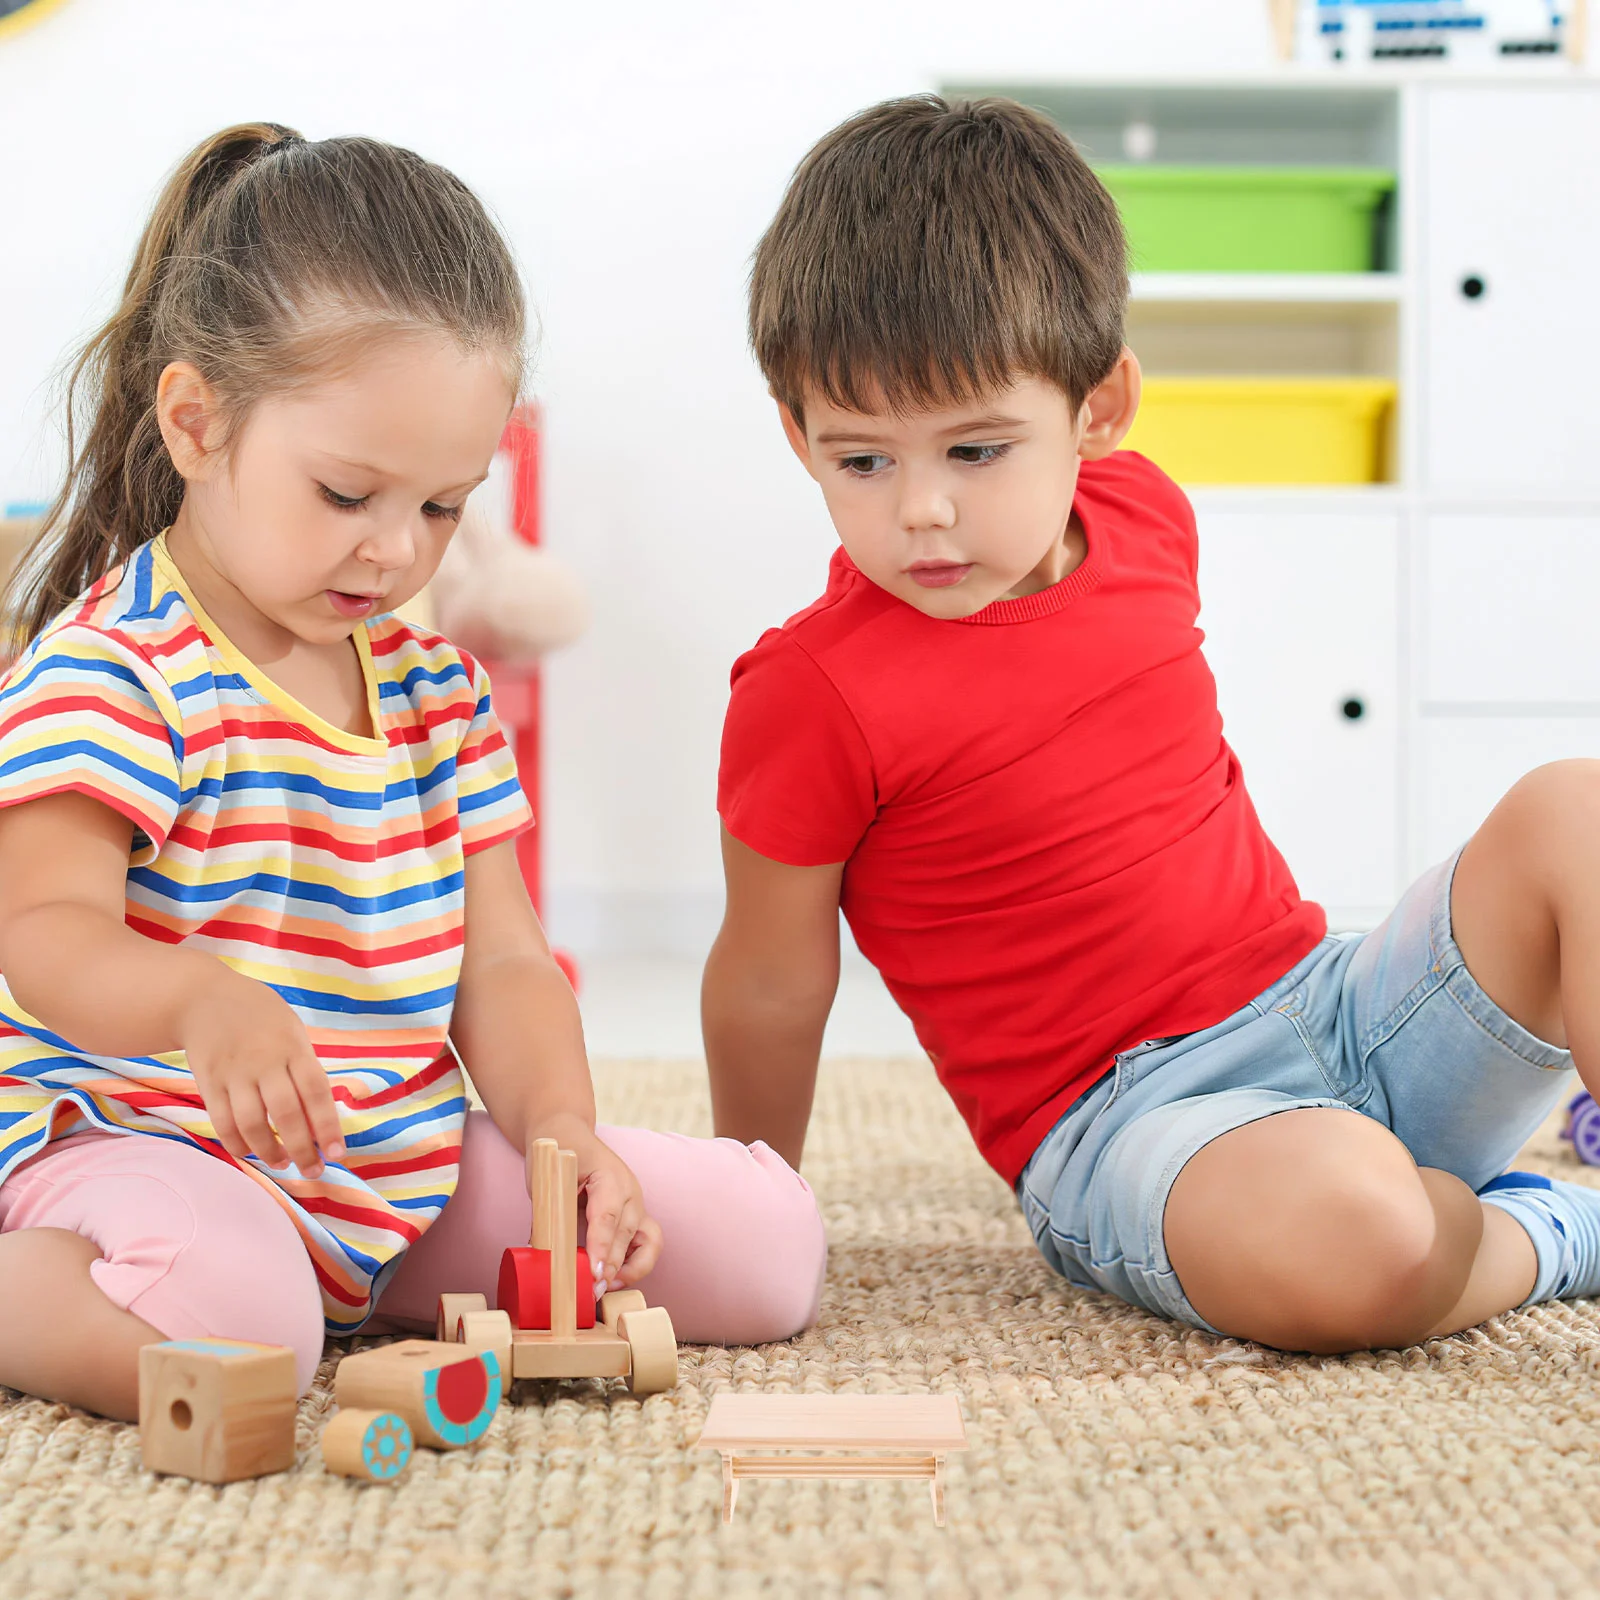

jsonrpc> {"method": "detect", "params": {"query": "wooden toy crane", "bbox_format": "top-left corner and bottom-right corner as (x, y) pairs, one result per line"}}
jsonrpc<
(437, 1137), (678, 1394)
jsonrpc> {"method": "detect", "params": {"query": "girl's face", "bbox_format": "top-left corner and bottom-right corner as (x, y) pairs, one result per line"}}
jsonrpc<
(158, 331), (514, 647)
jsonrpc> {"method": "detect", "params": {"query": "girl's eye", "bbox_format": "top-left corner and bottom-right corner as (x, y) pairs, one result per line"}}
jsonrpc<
(319, 484), (368, 511)
(949, 443), (1011, 466)
(840, 454), (891, 478)
(423, 502), (464, 523)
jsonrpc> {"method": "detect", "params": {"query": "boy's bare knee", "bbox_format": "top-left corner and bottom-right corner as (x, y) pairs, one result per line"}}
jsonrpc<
(1166, 1111), (1469, 1353)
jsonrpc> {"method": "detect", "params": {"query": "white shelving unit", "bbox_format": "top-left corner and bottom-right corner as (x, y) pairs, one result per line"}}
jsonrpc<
(953, 73), (1600, 930)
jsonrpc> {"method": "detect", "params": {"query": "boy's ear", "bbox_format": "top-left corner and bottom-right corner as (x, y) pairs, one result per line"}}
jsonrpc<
(156, 361), (227, 483)
(1076, 348), (1142, 462)
(777, 399), (815, 473)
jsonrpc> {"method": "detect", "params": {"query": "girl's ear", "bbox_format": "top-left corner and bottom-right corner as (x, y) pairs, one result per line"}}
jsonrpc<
(156, 362), (227, 483)
(1076, 348), (1142, 462)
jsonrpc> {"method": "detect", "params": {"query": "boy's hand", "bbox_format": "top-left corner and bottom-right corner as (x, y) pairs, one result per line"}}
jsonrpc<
(177, 969), (345, 1179)
(533, 1122), (662, 1295)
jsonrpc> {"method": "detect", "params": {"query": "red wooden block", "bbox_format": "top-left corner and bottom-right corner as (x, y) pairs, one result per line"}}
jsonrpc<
(497, 1246), (596, 1331)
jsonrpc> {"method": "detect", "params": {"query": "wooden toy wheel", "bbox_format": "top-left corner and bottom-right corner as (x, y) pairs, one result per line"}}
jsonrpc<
(619, 1306), (678, 1396)
(599, 1288), (647, 1330)
(437, 1292), (487, 1343)
(458, 1309), (514, 1383)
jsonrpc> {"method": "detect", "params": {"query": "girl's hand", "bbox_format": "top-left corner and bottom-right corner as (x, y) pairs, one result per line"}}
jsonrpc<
(177, 969), (345, 1179)
(545, 1128), (662, 1295)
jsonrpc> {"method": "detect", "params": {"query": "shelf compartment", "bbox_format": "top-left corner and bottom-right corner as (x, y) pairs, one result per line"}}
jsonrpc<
(1098, 165), (1395, 273)
(1122, 376), (1397, 485)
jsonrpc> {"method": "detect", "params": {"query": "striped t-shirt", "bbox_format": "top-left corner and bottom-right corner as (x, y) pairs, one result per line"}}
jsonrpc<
(0, 532), (532, 1330)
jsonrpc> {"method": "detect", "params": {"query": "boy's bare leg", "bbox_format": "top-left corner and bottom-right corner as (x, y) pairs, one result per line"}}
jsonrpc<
(1165, 1110), (1536, 1352)
(1169, 760), (1600, 1352)
(0, 1227), (165, 1420)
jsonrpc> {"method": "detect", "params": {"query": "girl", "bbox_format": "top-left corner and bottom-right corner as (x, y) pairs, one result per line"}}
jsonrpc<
(0, 123), (826, 1422)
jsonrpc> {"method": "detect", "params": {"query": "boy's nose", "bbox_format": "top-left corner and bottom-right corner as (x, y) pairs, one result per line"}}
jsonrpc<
(898, 479), (957, 533)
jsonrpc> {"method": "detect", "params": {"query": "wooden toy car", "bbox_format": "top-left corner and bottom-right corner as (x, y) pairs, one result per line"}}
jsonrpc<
(438, 1137), (678, 1395)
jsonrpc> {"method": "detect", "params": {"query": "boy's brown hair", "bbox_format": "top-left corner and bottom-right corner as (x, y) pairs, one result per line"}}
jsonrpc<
(749, 94), (1127, 423)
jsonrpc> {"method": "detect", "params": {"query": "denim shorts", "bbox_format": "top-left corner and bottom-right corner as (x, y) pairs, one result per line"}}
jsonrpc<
(1015, 850), (1576, 1333)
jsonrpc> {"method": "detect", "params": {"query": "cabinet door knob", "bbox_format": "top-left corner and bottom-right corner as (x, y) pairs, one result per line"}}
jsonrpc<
(1340, 698), (1366, 721)
(1460, 274), (1486, 300)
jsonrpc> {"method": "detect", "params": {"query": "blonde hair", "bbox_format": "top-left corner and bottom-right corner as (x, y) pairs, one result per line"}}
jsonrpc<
(10, 121), (526, 643)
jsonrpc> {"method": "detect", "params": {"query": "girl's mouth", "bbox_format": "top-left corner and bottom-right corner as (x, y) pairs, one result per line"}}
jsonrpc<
(906, 562), (974, 590)
(327, 590), (381, 618)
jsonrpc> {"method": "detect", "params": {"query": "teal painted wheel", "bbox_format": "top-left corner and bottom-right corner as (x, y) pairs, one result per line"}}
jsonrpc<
(360, 1412), (413, 1480)
(421, 1350), (501, 1446)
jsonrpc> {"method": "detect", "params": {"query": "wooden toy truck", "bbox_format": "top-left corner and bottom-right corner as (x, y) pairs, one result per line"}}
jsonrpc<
(437, 1137), (678, 1394)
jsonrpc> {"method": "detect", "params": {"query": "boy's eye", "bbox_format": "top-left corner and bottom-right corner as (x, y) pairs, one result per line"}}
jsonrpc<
(949, 442), (1011, 466)
(840, 453), (891, 477)
(319, 484), (369, 511)
(423, 502), (464, 523)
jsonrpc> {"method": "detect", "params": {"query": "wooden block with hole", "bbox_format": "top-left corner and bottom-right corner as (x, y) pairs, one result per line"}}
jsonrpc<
(138, 1338), (298, 1483)
(333, 1340), (501, 1449)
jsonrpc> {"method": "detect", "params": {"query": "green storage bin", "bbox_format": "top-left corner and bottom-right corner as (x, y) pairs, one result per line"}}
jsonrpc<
(1095, 166), (1396, 274)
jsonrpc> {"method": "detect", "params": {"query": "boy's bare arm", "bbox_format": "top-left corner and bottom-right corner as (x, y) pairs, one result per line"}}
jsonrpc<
(702, 826), (845, 1172)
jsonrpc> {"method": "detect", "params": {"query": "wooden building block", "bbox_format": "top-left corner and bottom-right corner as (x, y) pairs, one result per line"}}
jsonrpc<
(498, 1246), (596, 1331)
(321, 1408), (413, 1481)
(551, 1148), (577, 1337)
(510, 1330), (632, 1381)
(696, 1393), (969, 1526)
(138, 1338), (297, 1484)
(334, 1340), (501, 1449)
(529, 1138), (555, 1250)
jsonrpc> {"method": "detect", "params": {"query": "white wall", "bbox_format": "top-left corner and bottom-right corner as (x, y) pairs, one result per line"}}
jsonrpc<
(0, 0), (1401, 956)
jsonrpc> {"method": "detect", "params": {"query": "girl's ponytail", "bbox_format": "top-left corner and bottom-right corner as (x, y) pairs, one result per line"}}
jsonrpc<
(8, 124), (298, 646)
(8, 118), (522, 648)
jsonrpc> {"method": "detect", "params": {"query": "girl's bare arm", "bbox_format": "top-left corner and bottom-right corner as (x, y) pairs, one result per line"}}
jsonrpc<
(0, 790), (343, 1175)
(451, 839), (658, 1286)
(701, 826), (845, 1173)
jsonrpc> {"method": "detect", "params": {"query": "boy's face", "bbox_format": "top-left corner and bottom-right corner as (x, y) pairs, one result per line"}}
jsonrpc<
(780, 358), (1140, 620)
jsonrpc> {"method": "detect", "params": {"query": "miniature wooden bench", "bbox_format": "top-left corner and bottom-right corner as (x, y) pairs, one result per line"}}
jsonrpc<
(696, 1393), (968, 1526)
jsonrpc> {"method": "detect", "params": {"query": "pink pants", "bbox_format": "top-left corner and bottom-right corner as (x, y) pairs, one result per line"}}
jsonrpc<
(0, 1113), (828, 1393)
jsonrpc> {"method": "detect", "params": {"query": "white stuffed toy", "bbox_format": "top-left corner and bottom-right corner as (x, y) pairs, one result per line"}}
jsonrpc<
(428, 496), (589, 665)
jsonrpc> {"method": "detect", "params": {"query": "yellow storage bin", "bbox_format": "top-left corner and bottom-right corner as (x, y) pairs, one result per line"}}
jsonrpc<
(1121, 377), (1397, 485)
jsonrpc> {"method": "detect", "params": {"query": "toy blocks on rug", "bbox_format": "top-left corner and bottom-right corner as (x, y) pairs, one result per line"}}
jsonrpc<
(332, 1340), (501, 1449)
(434, 1137), (679, 1394)
(138, 1338), (297, 1484)
(320, 1407), (414, 1481)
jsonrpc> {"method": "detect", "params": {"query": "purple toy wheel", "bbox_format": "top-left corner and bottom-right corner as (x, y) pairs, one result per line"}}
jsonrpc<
(1569, 1093), (1600, 1166)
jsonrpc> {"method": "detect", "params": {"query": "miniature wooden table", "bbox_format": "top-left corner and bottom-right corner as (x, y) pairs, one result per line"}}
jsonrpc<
(696, 1393), (968, 1526)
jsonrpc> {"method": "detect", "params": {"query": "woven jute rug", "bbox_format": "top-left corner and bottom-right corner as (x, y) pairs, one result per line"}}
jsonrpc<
(4, 1057), (1600, 1599)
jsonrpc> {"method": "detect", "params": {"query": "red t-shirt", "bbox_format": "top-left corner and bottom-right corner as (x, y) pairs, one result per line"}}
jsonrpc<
(718, 450), (1326, 1185)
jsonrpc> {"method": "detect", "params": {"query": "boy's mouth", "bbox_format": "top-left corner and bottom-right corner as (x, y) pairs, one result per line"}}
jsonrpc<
(906, 561), (974, 590)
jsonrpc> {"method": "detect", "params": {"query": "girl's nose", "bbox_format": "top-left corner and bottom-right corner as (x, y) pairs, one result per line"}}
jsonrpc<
(355, 519), (417, 572)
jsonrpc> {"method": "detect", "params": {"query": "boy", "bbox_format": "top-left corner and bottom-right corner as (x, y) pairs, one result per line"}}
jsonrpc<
(702, 93), (1600, 1354)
